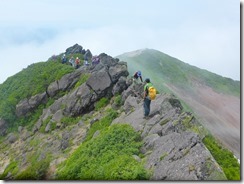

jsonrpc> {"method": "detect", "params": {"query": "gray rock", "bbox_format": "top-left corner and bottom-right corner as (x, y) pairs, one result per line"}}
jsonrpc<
(58, 68), (86, 92)
(18, 126), (23, 133)
(112, 76), (128, 95)
(99, 53), (118, 67)
(86, 69), (112, 97)
(108, 63), (129, 83)
(123, 95), (140, 114)
(47, 81), (59, 97)
(62, 131), (70, 140)
(63, 84), (97, 116)
(78, 120), (84, 126)
(92, 130), (100, 139)
(65, 44), (83, 55)
(0, 118), (7, 136)
(7, 133), (18, 144)
(21, 130), (32, 141)
(45, 122), (51, 132)
(90, 118), (99, 125)
(52, 110), (64, 123)
(16, 92), (47, 117)
(61, 139), (69, 150)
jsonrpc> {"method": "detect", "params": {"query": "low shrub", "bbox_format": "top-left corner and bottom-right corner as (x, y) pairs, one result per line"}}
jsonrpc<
(203, 135), (240, 180)
(56, 124), (149, 180)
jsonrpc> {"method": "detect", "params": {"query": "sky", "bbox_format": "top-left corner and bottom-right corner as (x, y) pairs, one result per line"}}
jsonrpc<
(0, 0), (240, 84)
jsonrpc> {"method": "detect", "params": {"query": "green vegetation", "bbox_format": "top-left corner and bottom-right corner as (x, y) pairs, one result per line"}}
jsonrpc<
(56, 124), (149, 180)
(114, 94), (123, 107)
(94, 97), (109, 111)
(74, 73), (90, 89)
(160, 152), (168, 161)
(118, 49), (240, 97)
(0, 161), (19, 179)
(0, 152), (52, 180)
(0, 61), (74, 131)
(61, 116), (81, 127)
(85, 108), (118, 142)
(15, 153), (51, 180)
(203, 135), (240, 180)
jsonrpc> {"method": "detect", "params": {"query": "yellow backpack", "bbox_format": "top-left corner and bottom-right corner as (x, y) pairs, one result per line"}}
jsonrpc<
(148, 86), (157, 100)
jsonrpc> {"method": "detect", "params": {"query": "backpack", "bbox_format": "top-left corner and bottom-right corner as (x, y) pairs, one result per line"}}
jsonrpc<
(147, 85), (157, 100)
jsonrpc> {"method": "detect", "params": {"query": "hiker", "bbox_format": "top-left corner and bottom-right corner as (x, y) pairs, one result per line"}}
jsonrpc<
(84, 60), (89, 66)
(75, 57), (80, 69)
(69, 56), (75, 67)
(133, 71), (143, 83)
(62, 54), (67, 64)
(92, 55), (100, 66)
(143, 78), (154, 119)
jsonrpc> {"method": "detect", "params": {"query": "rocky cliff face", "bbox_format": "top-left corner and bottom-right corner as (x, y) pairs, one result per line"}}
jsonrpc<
(113, 84), (226, 180)
(0, 46), (227, 180)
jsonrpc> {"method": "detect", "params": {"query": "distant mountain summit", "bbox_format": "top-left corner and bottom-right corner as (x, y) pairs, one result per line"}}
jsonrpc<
(117, 48), (240, 159)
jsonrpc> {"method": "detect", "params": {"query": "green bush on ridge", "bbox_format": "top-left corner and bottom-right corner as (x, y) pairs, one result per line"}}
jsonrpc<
(203, 135), (240, 180)
(56, 124), (149, 180)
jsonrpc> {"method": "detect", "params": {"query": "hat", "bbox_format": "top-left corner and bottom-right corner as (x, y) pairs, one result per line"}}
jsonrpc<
(145, 78), (150, 83)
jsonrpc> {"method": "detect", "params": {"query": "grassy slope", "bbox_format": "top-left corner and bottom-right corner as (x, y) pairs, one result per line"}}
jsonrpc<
(0, 61), (75, 129)
(117, 49), (240, 97)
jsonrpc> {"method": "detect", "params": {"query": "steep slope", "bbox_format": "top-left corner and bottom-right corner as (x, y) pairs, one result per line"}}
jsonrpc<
(117, 49), (240, 159)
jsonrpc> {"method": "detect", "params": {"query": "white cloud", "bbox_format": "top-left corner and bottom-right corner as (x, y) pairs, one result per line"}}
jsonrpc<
(0, 0), (240, 83)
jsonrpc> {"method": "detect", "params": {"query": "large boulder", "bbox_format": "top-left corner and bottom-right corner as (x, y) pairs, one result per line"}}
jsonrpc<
(47, 81), (59, 97)
(65, 44), (83, 55)
(16, 92), (47, 117)
(47, 68), (86, 98)
(63, 83), (97, 116)
(109, 62), (129, 83)
(99, 53), (119, 67)
(86, 69), (112, 97)
(7, 133), (18, 144)
(112, 76), (128, 95)
(58, 69), (87, 92)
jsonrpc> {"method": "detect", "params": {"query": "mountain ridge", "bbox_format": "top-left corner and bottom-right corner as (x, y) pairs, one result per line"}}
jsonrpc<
(0, 44), (240, 180)
(117, 48), (240, 159)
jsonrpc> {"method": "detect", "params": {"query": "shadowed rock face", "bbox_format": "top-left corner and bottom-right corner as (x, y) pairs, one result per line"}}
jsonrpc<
(112, 84), (226, 180)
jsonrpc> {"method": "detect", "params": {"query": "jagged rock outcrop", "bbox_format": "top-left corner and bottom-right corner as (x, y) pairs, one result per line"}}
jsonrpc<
(112, 84), (227, 180)
(65, 43), (85, 55)
(32, 54), (129, 132)
(16, 92), (48, 117)
(47, 68), (87, 97)
(16, 67), (88, 117)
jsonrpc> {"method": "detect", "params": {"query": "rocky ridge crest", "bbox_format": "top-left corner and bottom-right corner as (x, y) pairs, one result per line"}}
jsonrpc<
(0, 45), (226, 180)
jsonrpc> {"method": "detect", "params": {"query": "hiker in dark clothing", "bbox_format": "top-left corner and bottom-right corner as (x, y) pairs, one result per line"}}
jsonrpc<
(133, 71), (143, 82)
(143, 78), (153, 119)
(62, 54), (67, 64)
